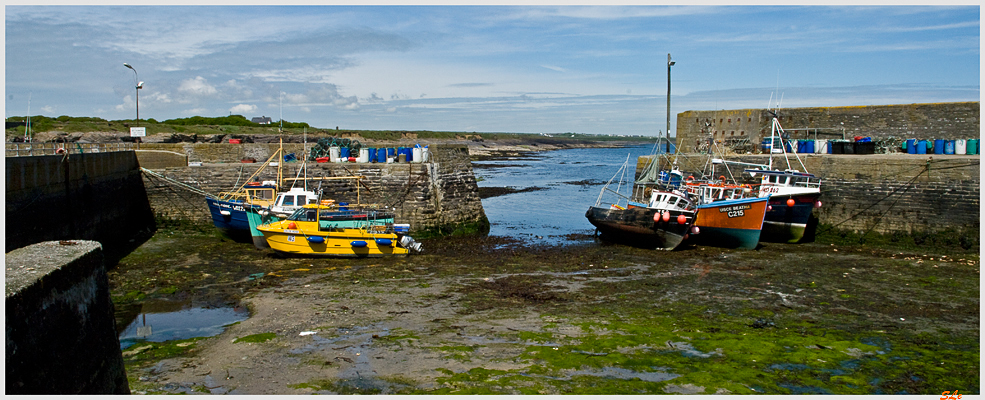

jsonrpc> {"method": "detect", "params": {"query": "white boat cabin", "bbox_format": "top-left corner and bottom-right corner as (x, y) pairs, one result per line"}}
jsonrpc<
(647, 190), (694, 212)
(686, 184), (750, 205)
(745, 169), (821, 197)
(269, 187), (320, 215)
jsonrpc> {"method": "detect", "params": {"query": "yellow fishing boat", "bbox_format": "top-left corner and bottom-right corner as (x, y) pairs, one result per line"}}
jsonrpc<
(256, 203), (423, 257)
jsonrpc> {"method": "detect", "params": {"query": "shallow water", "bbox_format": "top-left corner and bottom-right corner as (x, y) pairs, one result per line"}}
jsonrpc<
(474, 145), (660, 244)
(117, 300), (249, 349)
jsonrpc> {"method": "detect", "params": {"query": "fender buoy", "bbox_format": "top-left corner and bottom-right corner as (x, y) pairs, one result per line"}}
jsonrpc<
(786, 198), (796, 207)
(662, 211), (670, 222)
(677, 214), (687, 224)
(652, 212), (661, 223)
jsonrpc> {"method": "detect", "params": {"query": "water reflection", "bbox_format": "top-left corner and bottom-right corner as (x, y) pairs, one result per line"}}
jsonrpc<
(116, 299), (249, 349)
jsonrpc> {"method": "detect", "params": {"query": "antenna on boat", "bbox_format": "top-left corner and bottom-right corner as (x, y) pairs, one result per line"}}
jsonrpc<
(23, 93), (32, 142)
(302, 127), (308, 192)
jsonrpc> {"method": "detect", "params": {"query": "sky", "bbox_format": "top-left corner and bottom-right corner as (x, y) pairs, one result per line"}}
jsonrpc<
(4, 4), (980, 137)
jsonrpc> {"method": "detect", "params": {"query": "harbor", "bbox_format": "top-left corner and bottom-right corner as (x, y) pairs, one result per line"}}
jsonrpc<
(5, 131), (979, 394)
(104, 145), (979, 394)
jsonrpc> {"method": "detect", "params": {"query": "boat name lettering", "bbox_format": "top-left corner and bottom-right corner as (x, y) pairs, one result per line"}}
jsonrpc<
(718, 204), (751, 213)
(285, 230), (300, 234)
(719, 204), (751, 218)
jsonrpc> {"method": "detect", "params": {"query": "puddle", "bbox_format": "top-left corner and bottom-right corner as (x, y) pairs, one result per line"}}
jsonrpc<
(116, 299), (249, 349)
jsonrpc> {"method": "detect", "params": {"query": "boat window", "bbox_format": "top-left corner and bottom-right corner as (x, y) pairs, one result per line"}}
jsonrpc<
(297, 195), (306, 205)
(284, 195), (295, 206)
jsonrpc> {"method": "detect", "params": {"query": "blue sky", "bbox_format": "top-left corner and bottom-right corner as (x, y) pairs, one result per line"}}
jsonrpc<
(4, 5), (980, 136)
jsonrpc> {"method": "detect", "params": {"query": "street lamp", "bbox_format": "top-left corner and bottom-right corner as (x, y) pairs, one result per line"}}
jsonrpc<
(123, 63), (143, 124)
(666, 53), (675, 151)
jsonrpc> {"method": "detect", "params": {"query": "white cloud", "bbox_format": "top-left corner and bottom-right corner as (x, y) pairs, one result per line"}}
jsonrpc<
(178, 77), (218, 97)
(229, 104), (257, 114)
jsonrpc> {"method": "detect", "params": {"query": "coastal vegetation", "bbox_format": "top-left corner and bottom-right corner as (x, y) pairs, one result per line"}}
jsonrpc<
(5, 115), (655, 143)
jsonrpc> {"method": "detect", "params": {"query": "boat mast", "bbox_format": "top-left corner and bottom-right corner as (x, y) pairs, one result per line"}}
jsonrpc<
(277, 137), (284, 190)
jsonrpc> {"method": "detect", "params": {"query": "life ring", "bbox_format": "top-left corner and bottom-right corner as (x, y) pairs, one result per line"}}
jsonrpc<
(685, 176), (694, 183)
(56, 147), (66, 154)
(719, 175), (726, 182)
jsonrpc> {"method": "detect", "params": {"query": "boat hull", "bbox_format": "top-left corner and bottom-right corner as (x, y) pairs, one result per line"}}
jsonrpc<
(585, 206), (693, 250)
(690, 197), (769, 250)
(759, 193), (820, 243)
(246, 208), (396, 250)
(206, 197), (253, 241)
(259, 227), (409, 257)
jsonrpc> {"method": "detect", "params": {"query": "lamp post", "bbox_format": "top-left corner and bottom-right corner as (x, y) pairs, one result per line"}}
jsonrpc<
(123, 63), (144, 148)
(666, 53), (675, 152)
(123, 63), (143, 123)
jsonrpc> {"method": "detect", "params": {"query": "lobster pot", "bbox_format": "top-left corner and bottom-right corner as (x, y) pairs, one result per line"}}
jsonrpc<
(815, 139), (827, 154)
(357, 148), (370, 163)
(412, 147), (423, 163)
(968, 139), (979, 155)
(955, 139), (967, 154)
(330, 146), (341, 162)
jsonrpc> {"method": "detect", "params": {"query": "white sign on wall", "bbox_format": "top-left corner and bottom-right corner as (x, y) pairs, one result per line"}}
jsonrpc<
(130, 127), (146, 137)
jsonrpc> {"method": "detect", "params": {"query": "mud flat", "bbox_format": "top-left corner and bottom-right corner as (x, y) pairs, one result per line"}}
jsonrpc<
(110, 227), (979, 395)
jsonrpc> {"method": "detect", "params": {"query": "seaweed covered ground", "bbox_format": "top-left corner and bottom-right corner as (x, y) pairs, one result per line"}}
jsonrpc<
(109, 226), (979, 395)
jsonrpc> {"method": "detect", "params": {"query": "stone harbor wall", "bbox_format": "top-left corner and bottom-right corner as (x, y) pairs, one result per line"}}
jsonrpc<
(676, 102), (980, 154)
(5, 151), (156, 253)
(140, 145), (488, 235)
(5, 240), (130, 394)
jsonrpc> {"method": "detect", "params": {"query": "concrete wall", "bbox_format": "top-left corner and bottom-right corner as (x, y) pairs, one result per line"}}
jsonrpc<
(5, 151), (157, 252)
(637, 154), (980, 237)
(676, 102), (980, 154)
(5, 240), (130, 394)
(141, 145), (488, 234)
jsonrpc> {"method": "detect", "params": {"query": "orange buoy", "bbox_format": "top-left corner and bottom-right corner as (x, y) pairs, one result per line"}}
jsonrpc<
(288, 222), (297, 229)
(786, 198), (796, 207)
(652, 212), (661, 222)
(677, 214), (687, 224)
(662, 211), (670, 222)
